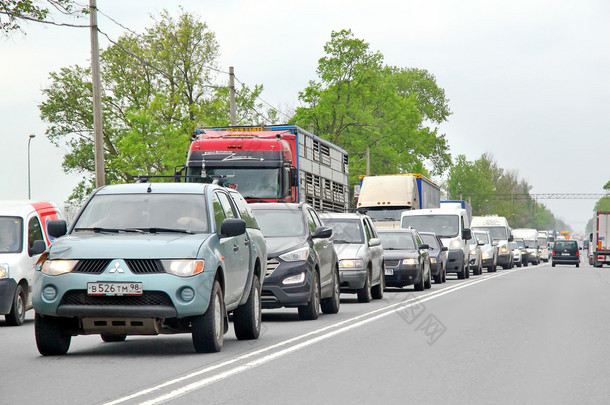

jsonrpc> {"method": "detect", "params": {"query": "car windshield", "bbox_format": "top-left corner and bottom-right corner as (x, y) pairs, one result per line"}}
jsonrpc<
(525, 239), (536, 248)
(379, 232), (416, 250)
(420, 234), (440, 249)
(0, 216), (23, 253)
(252, 209), (306, 237)
(187, 167), (282, 199)
(401, 215), (459, 238)
(73, 193), (209, 233)
(516, 240), (526, 248)
(473, 226), (507, 241)
(323, 219), (364, 244)
(474, 232), (490, 244)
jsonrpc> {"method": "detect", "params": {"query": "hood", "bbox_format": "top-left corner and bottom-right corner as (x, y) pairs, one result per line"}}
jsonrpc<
(333, 243), (365, 260)
(383, 250), (419, 261)
(48, 233), (212, 259)
(265, 236), (307, 256)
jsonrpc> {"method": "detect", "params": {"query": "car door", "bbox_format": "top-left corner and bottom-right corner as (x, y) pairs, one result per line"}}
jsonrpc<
(363, 217), (383, 284)
(213, 191), (248, 306)
(306, 208), (333, 291)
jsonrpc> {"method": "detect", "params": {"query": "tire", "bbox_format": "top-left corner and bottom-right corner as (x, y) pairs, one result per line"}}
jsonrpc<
(298, 270), (320, 320)
(517, 263), (522, 267)
(474, 263), (482, 276)
(357, 269), (373, 303)
(488, 264), (496, 273)
(5, 284), (26, 326)
(552, 262), (556, 267)
(35, 314), (71, 356)
(523, 261), (528, 267)
(442, 266), (447, 283)
(101, 334), (127, 342)
(576, 263), (580, 268)
(233, 274), (262, 340)
(322, 267), (341, 313)
(433, 272), (442, 284)
(465, 261), (470, 278)
(414, 267), (425, 291)
(371, 267), (385, 300)
(424, 265), (432, 289)
(192, 280), (224, 353)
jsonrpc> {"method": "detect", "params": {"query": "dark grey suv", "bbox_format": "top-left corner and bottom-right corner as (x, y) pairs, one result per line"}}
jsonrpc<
(250, 203), (340, 320)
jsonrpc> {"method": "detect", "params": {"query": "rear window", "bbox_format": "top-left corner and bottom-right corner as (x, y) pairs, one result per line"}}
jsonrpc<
(0, 216), (24, 253)
(554, 241), (577, 250)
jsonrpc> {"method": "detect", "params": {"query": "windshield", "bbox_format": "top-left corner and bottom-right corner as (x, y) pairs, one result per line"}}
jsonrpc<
(473, 226), (507, 241)
(379, 232), (416, 250)
(537, 237), (548, 246)
(323, 219), (364, 244)
(358, 207), (409, 222)
(516, 240), (526, 248)
(187, 167), (282, 199)
(474, 232), (490, 244)
(420, 234), (440, 249)
(401, 215), (459, 238)
(73, 193), (209, 233)
(0, 216), (23, 253)
(525, 239), (537, 248)
(252, 209), (305, 237)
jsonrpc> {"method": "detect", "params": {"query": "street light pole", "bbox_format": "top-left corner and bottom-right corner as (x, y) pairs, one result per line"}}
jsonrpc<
(28, 134), (36, 200)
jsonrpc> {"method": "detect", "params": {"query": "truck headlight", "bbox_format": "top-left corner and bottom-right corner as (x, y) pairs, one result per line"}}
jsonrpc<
(0, 263), (8, 279)
(161, 260), (205, 277)
(450, 240), (462, 250)
(430, 258), (437, 264)
(279, 247), (309, 262)
(340, 259), (365, 268)
(500, 246), (508, 254)
(41, 260), (79, 276)
(402, 258), (417, 265)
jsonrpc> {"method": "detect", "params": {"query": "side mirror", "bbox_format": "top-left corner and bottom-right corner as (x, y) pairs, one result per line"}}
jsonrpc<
(368, 237), (381, 247)
(29, 239), (47, 256)
(441, 246), (448, 252)
(509, 235), (514, 242)
(48, 220), (68, 238)
(312, 226), (333, 239)
(419, 243), (430, 250)
(492, 241), (499, 246)
(290, 167), (299, 187)
(477, 240), (485, 246)
(462, 228), (472, 240)
(220, 218), (246, 237)
(174, 165), (186, 182)
(579, 247), (582, 250)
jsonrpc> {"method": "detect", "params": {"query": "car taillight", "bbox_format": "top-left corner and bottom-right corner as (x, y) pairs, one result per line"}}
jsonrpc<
(552, 251), (555, 256)
(576, 251), (579, 257)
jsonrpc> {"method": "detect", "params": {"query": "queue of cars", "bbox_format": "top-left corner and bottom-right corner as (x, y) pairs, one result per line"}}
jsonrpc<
(2, 182), (570, 357)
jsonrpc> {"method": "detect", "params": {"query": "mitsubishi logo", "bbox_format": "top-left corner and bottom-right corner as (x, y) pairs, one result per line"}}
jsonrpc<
(109, 261), (124, 273)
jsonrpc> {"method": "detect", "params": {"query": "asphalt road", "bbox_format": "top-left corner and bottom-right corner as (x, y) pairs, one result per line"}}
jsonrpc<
(3, 258), (610, 405)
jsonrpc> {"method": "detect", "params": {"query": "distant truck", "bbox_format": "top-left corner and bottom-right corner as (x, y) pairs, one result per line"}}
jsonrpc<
(512, 228), (540, 265)
(184, 125), (349, 212)
(589, 211), (610, 267)
(537, 230), (550, 262)
(356, 174), (440, 228)
(471, 215), (514, 269)
(440, 200), (472, 223)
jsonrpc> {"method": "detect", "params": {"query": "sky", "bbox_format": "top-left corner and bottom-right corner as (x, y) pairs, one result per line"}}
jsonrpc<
(1, 0), (609, 232)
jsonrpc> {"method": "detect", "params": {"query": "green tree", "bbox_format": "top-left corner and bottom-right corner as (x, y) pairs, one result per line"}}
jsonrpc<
(39, 10), (271, 203)
(291, 29), (452, 187)
(0, 0), (86, 33)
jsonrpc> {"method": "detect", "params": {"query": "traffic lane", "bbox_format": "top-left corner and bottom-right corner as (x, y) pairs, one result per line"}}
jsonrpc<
(0, 276), (468, 405)
(174, 263), (610, 405)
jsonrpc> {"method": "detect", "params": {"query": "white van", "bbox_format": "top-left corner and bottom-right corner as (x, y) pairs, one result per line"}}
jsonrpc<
(471, 215), (513, 269)
(401, 208), (472, 279)
(0, 201), (61, 325)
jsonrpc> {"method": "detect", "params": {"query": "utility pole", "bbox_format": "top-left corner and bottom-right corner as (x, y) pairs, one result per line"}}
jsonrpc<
(366, 147), (370, 175)
(229, 66), (236, 126)
(90, 0), (105, 187)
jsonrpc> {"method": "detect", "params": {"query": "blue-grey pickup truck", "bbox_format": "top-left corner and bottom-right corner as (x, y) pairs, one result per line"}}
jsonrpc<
(32, 182), (266, 355)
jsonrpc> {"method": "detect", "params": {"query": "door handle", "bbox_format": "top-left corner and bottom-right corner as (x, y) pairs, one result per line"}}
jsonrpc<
(233, 244), (239, 252)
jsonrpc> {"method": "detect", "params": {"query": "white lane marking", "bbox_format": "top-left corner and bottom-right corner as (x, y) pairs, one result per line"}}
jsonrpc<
(103, 269), (518, 405)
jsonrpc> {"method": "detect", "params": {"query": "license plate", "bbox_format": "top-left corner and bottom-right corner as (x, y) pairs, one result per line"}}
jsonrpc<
(385, 268), (394, 275)
(561, 253), (570, 256)
(87, 282), (143, 296)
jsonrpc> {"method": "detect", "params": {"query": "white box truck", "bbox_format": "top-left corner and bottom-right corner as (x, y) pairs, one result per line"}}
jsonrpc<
(589, 211), (610, 267)
(471, 215), (514, 269)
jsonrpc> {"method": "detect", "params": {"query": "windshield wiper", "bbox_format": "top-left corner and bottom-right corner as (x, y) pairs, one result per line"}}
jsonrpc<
(131, 227), (193, 234)
(75, 227), (146, 234)
(333, 239), (352, 244)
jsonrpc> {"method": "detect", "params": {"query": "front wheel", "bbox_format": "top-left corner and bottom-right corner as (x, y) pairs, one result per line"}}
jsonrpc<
(357, 270), (373, 303)
(371, 266), (385, 299)
(35, 314), (71, 356)
(5, 284), (26, 326)
(192, 280), (224, 353)
(233, 274), (262, 340)
(424, 265), (432, 289)
(321, 267), (341, 313)
(298, 271), (320, 320)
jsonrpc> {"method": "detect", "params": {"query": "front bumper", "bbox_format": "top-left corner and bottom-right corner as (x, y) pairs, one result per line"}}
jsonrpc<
(384, 265), (421, 287)
(262, 260), (313, 309)
(497, 253), (511, 266)
(339, 269), (367, 291)
(0, 278), (18, 315)
(446, 249), (465, 273)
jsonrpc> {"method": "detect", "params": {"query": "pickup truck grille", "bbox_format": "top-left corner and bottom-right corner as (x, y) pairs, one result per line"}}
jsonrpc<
(266, 259), (280, 277)
(385, 259), (400, 267)
(72, 259), (112, 274)
(59, 290), (172, 306)
(125, 259), (165, 274)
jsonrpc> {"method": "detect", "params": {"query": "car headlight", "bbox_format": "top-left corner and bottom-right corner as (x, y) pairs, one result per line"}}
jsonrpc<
(500, 246), (508, 254)
(161, 260), (204, 277)
(340, 259), (365, 268)
(0, 263), (8, 279)
(41, 260), (79, 276)
(282, 272), (306, 285)
(450, 240), (462, 250)
(402, 258), (417, 265)
(279, 247), (309, 262)
(470, 249), (477, 256)
(430, 257), (437, 264)
(482, 251), (492, 259)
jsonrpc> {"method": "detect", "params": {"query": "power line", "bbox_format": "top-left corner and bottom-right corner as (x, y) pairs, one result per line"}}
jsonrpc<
(234, 75), (293, 122)
(0, 11), (89, 28)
